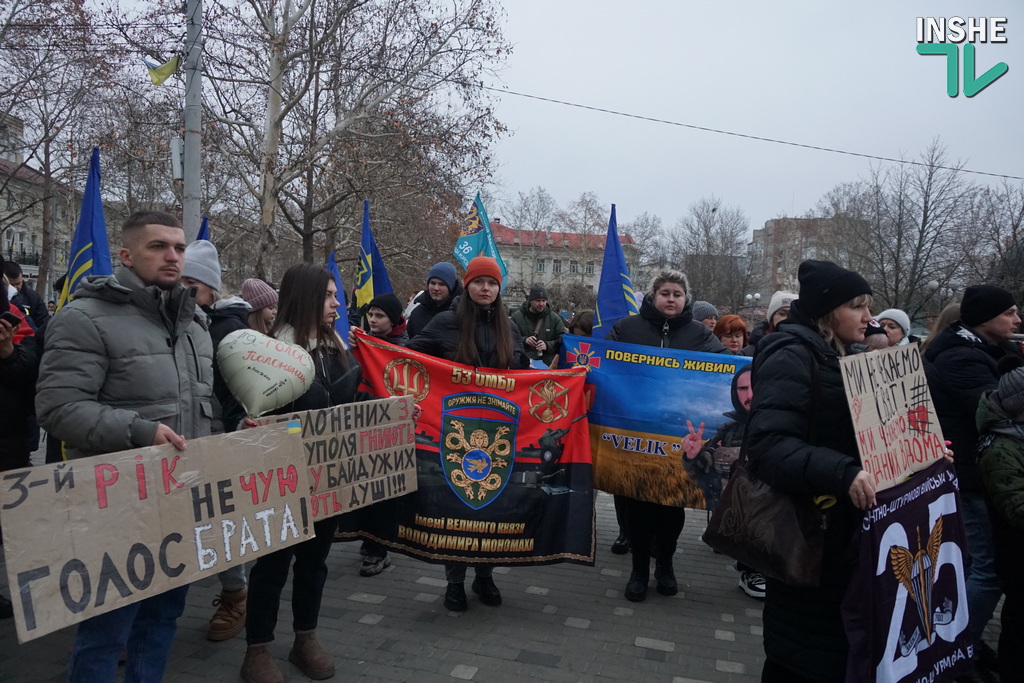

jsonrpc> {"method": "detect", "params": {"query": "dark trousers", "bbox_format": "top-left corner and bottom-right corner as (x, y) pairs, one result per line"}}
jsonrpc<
(761, 659), (818, 683)
(245, 517), (337, 645)
(1000, 583), (1022, 682)
(613, 494), (627, 535)
(621, 497), (685, 577)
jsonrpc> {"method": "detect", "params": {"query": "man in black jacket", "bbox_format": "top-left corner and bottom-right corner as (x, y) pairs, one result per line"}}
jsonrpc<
(406, 262), (462, 338)
(925, 284), (1022, 673)
(3, 260), (49, 329)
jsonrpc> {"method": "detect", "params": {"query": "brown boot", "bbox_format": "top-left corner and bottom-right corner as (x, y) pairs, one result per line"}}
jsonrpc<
(289, 630), (335, 679)
(240, 644), (283, 683)
(207, 587), (247, 641)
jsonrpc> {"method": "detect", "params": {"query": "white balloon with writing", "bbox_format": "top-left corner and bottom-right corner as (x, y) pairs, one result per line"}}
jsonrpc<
(218, 329), (316, 417)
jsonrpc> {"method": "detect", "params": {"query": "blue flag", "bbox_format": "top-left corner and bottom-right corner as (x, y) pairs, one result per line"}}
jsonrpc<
(453, 193), (507, 286)
(196, 215), (210, 241)
(326, 251), (348, 336)
(354, 200), (393, 309)
(592, 204), (638, 337)
(58, 147), (112, 310)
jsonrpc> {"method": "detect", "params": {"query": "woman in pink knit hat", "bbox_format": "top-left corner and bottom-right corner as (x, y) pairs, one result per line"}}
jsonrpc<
(242, 278), (278, 334)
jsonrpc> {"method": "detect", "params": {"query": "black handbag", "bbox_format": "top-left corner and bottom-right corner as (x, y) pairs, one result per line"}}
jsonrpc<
(702, 458), (827, 587)
(702, 343), (828, 588)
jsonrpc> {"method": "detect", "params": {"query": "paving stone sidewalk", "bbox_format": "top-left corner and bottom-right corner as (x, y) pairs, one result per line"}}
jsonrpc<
(1, 490), (766, 682)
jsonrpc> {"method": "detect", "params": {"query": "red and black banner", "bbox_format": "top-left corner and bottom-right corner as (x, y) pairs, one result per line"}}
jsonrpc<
(342, 331), (594, 565)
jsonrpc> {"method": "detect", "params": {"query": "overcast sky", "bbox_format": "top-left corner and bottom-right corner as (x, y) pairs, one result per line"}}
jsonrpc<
(486, 1), (1023, 237)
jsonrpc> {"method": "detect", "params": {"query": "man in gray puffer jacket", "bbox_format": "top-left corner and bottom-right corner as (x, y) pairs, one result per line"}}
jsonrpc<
(35, 211), (215, 682)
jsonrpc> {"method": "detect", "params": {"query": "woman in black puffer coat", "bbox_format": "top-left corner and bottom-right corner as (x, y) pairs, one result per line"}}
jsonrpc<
(606, 270), (727, 602)
(746, 260), (877, 682)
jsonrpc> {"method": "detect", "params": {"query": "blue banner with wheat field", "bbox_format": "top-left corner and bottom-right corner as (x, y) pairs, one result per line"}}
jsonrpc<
(561, 334), (752, 510)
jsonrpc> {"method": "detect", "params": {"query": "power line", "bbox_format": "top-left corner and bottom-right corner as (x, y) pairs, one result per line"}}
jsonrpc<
(485, 86), (1024, 182)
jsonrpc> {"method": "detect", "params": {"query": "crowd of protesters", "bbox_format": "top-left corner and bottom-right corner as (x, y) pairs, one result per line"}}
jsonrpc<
(1, 213), (1019, 683)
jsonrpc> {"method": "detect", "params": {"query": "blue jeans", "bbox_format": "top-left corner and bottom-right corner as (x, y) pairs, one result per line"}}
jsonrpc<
(962, 491), (1003, 643)
(68, 585), (189, 682)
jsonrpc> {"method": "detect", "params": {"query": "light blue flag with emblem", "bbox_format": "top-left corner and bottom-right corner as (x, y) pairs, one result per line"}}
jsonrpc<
(591, 204), (638, 337)
(354, 200), (393, 309)
(326, 251), (347, 336)
(196, 215), (210, 241)
(453, 193), (507, 287)
(58, 147), (112, 310)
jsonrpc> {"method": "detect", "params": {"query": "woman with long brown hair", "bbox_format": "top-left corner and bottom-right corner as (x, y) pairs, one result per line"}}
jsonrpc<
(241, 263), (364, 683)
(407, 256), (529, 611)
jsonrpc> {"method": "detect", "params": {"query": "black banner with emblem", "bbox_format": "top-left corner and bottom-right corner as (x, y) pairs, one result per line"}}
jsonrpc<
(842, 459), (973, 682)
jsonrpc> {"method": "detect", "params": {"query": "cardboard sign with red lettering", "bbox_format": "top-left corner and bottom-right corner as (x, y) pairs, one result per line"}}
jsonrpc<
(258, 396), (418, 522)
(840, 344), (946, 491)
(0, 426), (308, 643)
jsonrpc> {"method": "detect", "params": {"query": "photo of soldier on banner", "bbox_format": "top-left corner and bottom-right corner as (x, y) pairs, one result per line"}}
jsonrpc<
(561, 334), (752, 510)
(340, 330), (594, 566)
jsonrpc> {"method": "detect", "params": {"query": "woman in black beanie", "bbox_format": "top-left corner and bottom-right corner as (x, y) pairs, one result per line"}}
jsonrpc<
(745, 260), (877, 682)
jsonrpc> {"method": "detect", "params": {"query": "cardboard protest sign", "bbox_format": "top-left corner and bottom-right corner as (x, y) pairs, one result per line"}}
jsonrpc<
(0, 426), (309, 643)
(840, 345), (946, 491)
(259, 396), (418, 522)
(347, 331), (594, 566)
(842, 459), (972, 682)
(561, 334), (753, 509)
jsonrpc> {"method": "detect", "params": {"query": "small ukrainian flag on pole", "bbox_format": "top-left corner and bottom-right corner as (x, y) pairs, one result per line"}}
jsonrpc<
(143, 55), (181, 85)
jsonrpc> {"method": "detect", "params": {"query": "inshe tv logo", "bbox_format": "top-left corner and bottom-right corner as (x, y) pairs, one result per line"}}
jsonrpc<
(916, 17), (1008, 97)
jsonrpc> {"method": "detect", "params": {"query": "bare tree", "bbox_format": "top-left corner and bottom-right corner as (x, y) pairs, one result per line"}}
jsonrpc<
(668, 196), (750, 311)
(816, 140), (975, 318)
(619, 211), (665, 289)
(183, 0), (510, 274)
(0, 1), (118, 291)
(966, 180), (1024, 302)
(498, 186), (560, 295)
(552, 191), (606, 289)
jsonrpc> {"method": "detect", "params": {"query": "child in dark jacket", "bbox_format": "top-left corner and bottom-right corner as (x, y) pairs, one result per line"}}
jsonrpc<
(977, 360), (1024, 683)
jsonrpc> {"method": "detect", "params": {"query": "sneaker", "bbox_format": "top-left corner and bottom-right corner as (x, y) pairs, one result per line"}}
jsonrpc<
(739, 570), (766, 599)
(610, 534), (630, 555)
(207, 587), (247, 641)
(444, 582), (468, 612)
(359, 554), (392, 577)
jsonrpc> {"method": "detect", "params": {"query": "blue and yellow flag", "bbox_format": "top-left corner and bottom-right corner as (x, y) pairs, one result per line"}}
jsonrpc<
(58, 147), (112, 311)
(453, 193), (507, 286)
(326, 251), (347, 336)
(143, 55), (181, 85)
(591, 204), (638, 337)
(354, 200), (393, 309)
(196, 215), (210, 241)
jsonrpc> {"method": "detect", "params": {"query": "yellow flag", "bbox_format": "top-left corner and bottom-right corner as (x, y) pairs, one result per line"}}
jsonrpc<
(144, 56), (181, 85)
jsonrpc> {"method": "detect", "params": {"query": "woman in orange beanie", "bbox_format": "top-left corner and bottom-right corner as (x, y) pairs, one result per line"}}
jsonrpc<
(407, 256), (530, 611)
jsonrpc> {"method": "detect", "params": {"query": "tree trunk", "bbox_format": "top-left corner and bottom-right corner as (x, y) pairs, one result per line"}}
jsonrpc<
(38, 137), (53, 297)
(254, 34), (286, 278)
